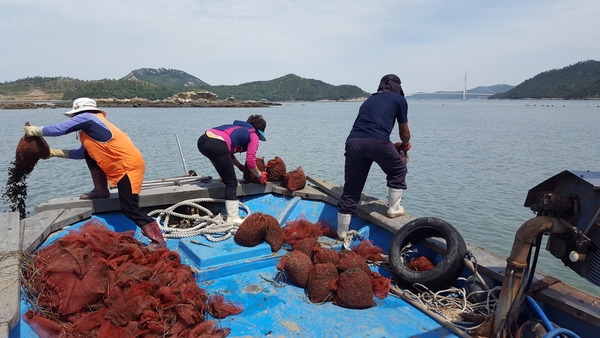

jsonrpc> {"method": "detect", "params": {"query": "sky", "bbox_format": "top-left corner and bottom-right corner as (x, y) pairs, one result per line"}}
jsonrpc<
(1, 0), (599, 95)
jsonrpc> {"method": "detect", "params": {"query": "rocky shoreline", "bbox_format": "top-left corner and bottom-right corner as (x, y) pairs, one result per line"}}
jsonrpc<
(0, 91), (281, 110)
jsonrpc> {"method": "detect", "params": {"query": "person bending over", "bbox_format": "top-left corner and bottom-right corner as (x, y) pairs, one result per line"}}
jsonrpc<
(24, 97), (167, 250)
(197, 114), (268, 225)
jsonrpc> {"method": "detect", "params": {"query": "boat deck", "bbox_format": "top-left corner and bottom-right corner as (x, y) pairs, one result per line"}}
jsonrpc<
(2, 176), (600, 337)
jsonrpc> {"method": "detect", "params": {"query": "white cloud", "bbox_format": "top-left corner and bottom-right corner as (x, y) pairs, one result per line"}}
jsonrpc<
(1, 0), (599, 94)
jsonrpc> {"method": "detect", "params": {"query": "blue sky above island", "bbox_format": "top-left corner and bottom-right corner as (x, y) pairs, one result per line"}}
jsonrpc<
(1, 0), (598, 95)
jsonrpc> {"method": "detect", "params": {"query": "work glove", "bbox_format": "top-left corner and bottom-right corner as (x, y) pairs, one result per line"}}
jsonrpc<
(49, 149), (69, 158)
(401, 151), (409, 165)
(24, 125), (44, 137)
(400, 142), (411, 152)
(258, 171), (268, 185)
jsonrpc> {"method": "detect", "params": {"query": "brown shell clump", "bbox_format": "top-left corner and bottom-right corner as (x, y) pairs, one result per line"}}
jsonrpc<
(282, 167), (306, 191)
(282, 250), (313, 288)
(234, 213), (267, 247)
(266, 156), (286, 181)
(306, 263), (338, 303)
(242, 157), (266, 183)
(15, 133), (50, 174)
(2, 123), (51, 219)
(276, 217), (391, 309)
(332, 268), (376, 309)
(291, 237), (320, 259)
(337, 251), (371, 276)
(234, 212), (282, 252)
(265, 220), (284, 252)
(312, 248), (341, 266)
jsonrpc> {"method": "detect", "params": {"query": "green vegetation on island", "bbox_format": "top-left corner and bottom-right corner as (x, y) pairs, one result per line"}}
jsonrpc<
(3, 60), (600, 103)
(0, 69), (369, 103)
(490, 60), (600, 100)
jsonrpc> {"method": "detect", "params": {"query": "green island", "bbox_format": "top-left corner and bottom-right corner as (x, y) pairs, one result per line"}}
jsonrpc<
(1, 60), (600, 109)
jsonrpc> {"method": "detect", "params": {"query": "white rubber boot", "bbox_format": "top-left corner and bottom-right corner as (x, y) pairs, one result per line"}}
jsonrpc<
(337, 212), (352, 240)
(225, 200), (244, 225)
(386, 188), (405, 218)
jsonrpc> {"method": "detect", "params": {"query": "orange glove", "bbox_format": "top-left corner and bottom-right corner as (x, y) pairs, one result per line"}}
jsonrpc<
(258, 171), (268, 185)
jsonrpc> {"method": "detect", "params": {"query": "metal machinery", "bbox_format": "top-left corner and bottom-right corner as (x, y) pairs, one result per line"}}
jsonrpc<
(525, 170), (600, 286)
(485, 170), (600, 337)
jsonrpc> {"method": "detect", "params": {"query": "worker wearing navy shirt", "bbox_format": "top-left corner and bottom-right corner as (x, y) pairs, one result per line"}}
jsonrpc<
(337, 74), (411, 245)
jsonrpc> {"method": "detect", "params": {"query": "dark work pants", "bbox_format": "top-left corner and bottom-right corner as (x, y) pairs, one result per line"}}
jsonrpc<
(117, 174), (154, 227)
(84, 151), (154, 227)
(337, 138), (407, 215)
(197, 134), (238, 200)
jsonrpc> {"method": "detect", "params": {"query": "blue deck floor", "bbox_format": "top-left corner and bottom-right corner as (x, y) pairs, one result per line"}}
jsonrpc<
(13, 194), (462, 337)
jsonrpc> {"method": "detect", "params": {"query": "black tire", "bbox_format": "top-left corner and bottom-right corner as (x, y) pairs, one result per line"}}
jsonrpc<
(389, 217), (467, 291)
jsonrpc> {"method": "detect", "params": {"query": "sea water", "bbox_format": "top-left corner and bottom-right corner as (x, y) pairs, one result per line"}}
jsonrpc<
(2, 99), (600, 296)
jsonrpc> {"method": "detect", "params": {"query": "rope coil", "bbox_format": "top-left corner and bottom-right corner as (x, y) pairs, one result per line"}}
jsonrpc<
(148, 198), (251, 242)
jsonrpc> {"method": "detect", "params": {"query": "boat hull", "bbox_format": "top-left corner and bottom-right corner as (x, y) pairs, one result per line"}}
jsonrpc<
(4, 176), (599, 337)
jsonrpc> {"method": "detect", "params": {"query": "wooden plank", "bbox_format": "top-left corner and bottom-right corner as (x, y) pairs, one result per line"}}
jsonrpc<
(21, 208), (92, 253)
(0, 323), (8, 338)
(0, 212), (21, 332)
(34, 179), (274, 214)
(0, 213), (20, 252)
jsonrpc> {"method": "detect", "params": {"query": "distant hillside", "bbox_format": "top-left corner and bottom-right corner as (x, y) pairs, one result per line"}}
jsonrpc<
(408, 84), (513, 100)
(208, 74), (369, 101)
(122, 68), (210, 89)
(0, 69), (368, 102)
(0, 76), (179, 101)
(490, 60), (600, 100)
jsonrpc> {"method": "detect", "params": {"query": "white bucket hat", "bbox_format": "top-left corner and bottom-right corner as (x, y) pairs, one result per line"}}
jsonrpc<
(63, 97), (106, 117)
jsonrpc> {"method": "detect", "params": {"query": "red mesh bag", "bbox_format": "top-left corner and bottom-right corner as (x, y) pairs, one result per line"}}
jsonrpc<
(4, 122), (52, 219)
(312, 247), (341, 266)
(351, 240), (385, 262)
(332, 268), (376, 309)
(282, 167), (306, 191)
(15, 132), (50, 175)
(370, 271), (391, 299)
(292, 237), (321, 259)
(265, 220), (284, 252)
(242, 157), (266, 183)
(280, 250), (313, 287)
(338, 249), (359, 259)
(336, 250), (371, 275)
(407, 256), (435, 271)
(234, 212), (279, 247)
(266, 156), (286, 181)
(207, 295), (244, 319)
(306, 263), (338, 303)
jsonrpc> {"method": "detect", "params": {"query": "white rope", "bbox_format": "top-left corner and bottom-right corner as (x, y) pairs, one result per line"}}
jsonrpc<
(388, 255), (500, 332)
(147, 198), (251, 242)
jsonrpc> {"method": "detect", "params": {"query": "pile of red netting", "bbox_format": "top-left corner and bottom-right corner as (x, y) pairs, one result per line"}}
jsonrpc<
(22, 220), (241, 337)
(276, 217), (391, 309)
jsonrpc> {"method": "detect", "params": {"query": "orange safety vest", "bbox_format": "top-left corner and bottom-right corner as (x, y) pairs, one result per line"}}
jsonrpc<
(79, 115), (145, 194)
